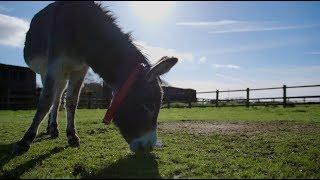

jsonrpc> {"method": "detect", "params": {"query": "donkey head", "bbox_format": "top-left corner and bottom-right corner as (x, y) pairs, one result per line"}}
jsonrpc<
(113, 56), (178, 153)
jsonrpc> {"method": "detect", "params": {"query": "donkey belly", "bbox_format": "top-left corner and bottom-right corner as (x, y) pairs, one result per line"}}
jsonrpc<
(27, 55), (88, 78)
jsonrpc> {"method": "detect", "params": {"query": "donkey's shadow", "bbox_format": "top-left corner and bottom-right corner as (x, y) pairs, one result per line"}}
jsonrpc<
(0, 143), (16, 169)
(85, 153), (161, 179)
(0, 143), (66, 178)
(0, 131), (58, 170)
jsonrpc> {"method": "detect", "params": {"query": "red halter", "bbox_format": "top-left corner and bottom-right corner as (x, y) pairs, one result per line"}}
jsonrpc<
(103, 63), (146, 125)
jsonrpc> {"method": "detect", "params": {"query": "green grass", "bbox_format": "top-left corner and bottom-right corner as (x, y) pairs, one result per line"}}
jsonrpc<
(1, 105), (320, 178)
(159, 105), (320, 123)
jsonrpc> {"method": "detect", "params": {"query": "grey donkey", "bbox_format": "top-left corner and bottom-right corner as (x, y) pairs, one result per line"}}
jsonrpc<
(13, 1), (178, 154)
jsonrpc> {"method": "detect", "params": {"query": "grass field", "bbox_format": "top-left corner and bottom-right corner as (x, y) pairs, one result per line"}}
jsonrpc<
(1, 105), (320, 178)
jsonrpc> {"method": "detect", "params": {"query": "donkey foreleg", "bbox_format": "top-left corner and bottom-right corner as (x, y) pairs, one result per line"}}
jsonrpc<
(65, 66), (88, 147)
(47, 85), (66, 138)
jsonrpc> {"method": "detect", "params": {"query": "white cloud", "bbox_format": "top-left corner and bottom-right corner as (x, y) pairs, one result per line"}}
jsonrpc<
(212, 64), (240, 69)
(84, 68), (103, 85)
(198, 56), (207, 64)
(0, 5), (13, 12)
(169, 79), (230, 92)
(257, 66), (320, 75)
(214, 73), (257, 86)
(0, 13), (29, 48)
(199, 39), (306, 55)
(176, 19), (317, 34)
(305, 51), (320, 55)
(36, 74), (43, 88)
(176, 20), (239, 26)
(208, 24), (316, 34)
(182, 66), (200, 71)
(134, 41), (194, 63)
(37, 68), (104, 87)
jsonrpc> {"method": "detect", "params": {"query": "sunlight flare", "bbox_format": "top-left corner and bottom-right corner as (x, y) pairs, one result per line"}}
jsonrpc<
(128, 1), (175, 23)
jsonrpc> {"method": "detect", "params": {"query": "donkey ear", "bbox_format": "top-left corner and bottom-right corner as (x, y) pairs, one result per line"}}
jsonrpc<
(146, 56), (178, 82)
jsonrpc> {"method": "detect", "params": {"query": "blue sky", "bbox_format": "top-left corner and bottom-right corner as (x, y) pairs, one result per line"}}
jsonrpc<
(0, 1), (320, 98)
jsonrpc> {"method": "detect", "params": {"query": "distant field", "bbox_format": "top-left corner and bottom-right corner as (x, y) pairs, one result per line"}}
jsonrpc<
(159, 105), (320, 122)
(1, 105), (320, 178)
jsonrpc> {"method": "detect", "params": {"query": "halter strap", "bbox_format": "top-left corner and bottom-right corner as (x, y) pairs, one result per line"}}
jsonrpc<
(103, 63), (146, 125)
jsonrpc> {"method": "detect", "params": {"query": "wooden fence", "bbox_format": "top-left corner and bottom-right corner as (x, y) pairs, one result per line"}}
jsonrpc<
(0, 94), (36, 110)
(1, 84), (320, 110)
(195, 84), (320, 108)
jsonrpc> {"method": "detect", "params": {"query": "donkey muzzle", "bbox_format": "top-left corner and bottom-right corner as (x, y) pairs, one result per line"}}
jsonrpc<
(129, 130), (157, 153)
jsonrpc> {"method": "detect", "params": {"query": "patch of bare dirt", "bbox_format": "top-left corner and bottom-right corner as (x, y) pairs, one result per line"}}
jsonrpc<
(158, 121), (320, 135)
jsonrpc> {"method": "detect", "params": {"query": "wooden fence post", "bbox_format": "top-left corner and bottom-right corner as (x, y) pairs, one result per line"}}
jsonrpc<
(216, 90), (219, 107)
(246, 88), (250, 107)
(88, 94), (92, 109)
(188, 100), (192, 108)
(7, 88), (10, 109)
(283, 85), (287, 108)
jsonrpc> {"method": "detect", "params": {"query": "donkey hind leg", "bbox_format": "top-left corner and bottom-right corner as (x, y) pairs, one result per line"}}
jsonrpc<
(13, 65), (67, 154)
(65, 66), (88, 147)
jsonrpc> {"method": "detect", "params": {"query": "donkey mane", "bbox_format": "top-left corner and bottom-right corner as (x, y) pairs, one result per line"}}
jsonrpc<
(94, 2), (134, 45)
(88, 2), (168, 89)
(74, 1), (154, 87)
(89, 2), (151, 63)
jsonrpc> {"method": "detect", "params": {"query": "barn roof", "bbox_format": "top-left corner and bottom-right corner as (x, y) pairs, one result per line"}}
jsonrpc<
(0, 63), (32, 71)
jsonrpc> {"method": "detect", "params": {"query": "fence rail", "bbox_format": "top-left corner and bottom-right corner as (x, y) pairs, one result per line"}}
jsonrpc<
(1, 84), (320, 109)
(0, 95), (37, 110)
(193, 84), (320, 108)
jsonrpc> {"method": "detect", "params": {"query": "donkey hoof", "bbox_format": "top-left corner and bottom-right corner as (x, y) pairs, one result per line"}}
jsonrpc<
(68, 135), (80, 147)
(12, 141), (30, 155)
(49, 128), (59, 138)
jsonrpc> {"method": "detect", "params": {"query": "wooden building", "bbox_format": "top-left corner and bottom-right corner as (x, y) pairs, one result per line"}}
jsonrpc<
(162, 86), (197, 104)
(0, 63), (196, 110)
(77, 82), (112, 109)
(0, 63), (36, 109)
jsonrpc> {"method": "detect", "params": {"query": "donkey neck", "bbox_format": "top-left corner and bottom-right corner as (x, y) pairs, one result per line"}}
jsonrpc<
(99, 46), (151, 93)
(114, 51), (148, 91)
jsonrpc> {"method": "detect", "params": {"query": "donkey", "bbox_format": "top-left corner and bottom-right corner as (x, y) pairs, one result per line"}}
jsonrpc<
(13, 1), (178, 154)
